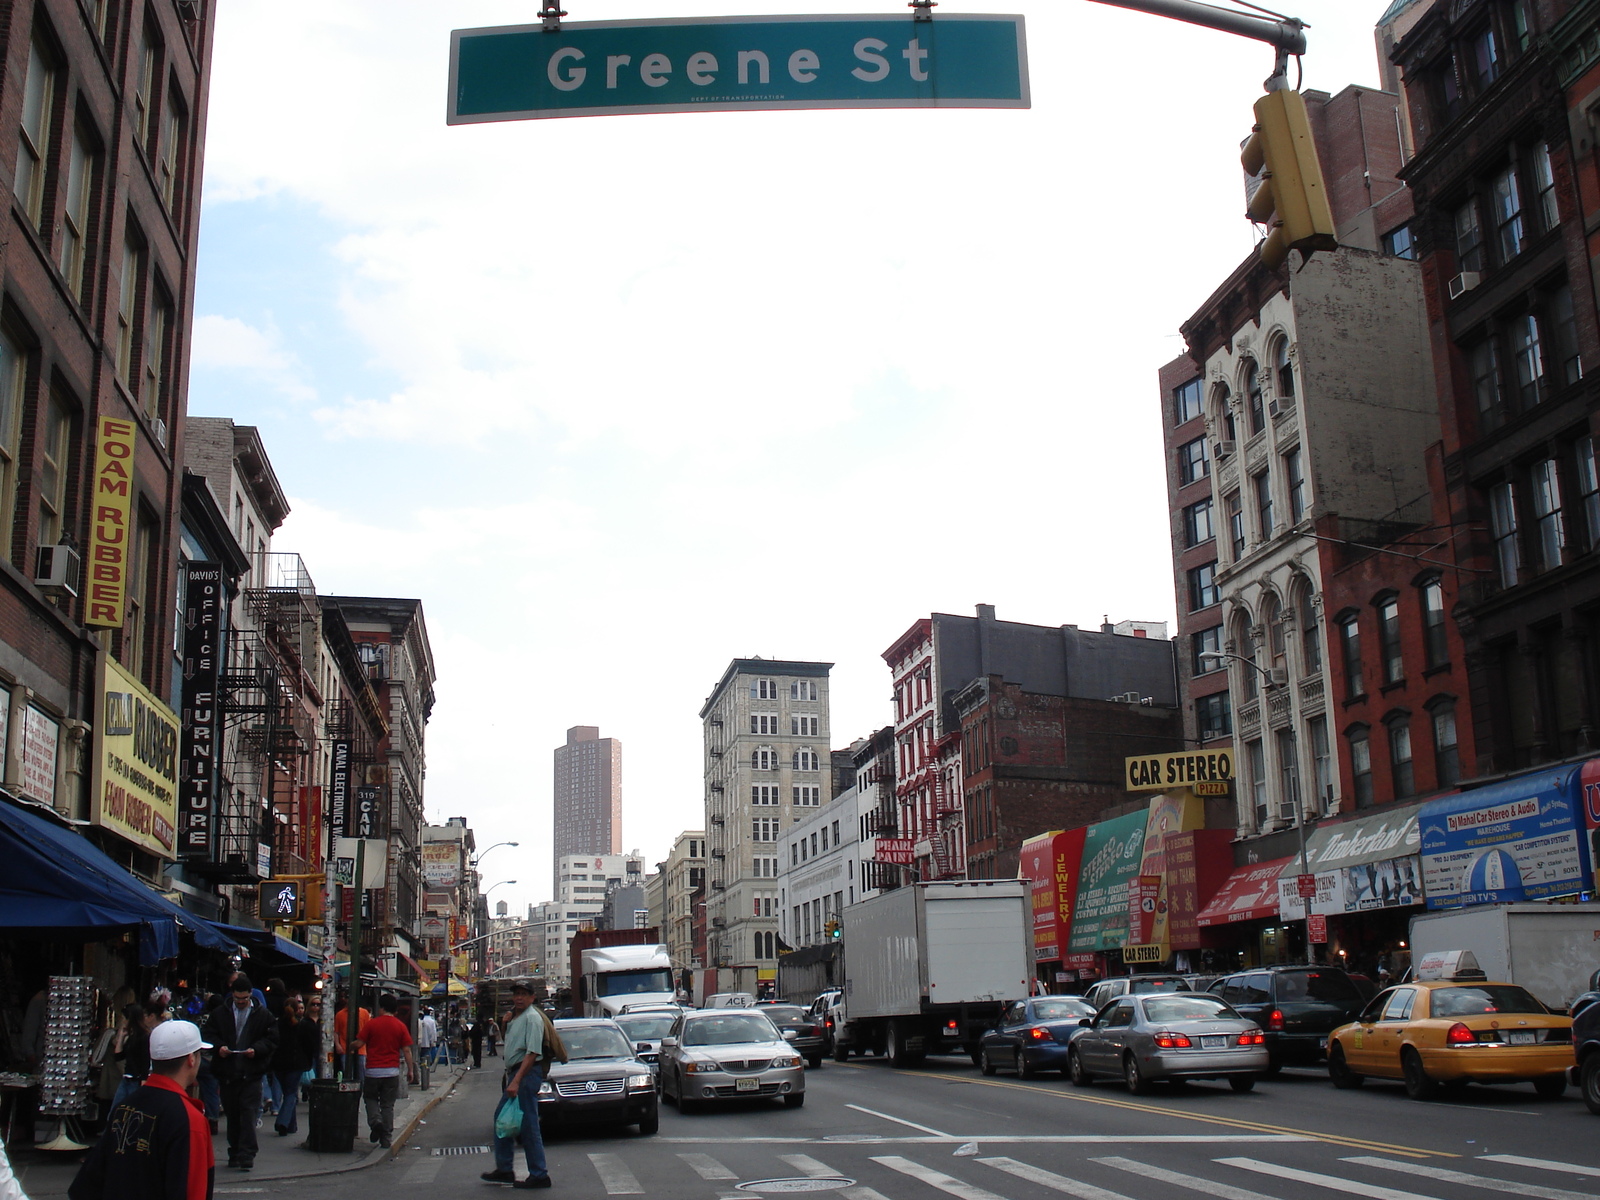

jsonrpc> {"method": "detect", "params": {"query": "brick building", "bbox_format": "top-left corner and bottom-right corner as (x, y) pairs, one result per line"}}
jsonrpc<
(1387, 0), (1600, 775)
(953, 676), (1185, 881)
(0, 0), (214, 878)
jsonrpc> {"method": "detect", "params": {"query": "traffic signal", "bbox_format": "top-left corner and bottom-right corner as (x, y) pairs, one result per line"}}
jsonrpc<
(259, 879), (302, 922)
(824, 918), (841, 940)
(1241, 88), (1336, 271)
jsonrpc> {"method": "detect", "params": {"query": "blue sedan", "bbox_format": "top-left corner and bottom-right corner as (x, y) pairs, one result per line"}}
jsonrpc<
(977, 996), (1098, 1078)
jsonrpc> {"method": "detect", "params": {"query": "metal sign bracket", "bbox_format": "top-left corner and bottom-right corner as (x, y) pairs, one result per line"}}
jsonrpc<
(910, 0), (936, 20)
(540, 0), (567, 32)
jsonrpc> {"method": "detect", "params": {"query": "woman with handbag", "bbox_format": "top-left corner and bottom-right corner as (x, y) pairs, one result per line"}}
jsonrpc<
(271, 996), (320, 1136)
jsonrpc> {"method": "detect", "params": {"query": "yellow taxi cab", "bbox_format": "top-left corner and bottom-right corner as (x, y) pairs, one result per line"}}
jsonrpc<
(1325, 951), (1573, 1101)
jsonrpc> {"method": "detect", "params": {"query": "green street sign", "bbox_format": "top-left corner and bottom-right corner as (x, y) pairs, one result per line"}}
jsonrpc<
(448, 14), (1029, 124)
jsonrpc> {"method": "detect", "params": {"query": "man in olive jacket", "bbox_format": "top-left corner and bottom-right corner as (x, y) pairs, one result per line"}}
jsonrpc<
(201, 976), (277, 1170)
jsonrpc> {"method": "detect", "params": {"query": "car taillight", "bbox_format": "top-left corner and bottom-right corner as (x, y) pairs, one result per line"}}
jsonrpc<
(945, 1020), (959, 1032)
(1027, 1027), (1051, 1041)
(1268, 1009), (1284, 1031)
(1446, 1023), (1477, 1045)
(1153, 1032), (1193, 1048)
(1237, 1030), (1266, 1045)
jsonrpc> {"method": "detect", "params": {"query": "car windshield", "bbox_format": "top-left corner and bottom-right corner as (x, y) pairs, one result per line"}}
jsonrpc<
(1033, 999), (1094, 1021)
(1430, 985), (1549, 1017)
(682, 1013), (780, 1047)
(1143, 995), (1238, 1023)
(615, 1016), (675, 1040)
(1275, 970), (1361, 1004)
(594, 968), (674, 997)
(759, 1006), (808, 1023)
(559, 1027), (635, 1060)
(1128, 978), (1190, 994)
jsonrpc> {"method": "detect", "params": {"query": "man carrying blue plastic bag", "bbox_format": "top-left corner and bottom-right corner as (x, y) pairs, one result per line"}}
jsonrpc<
(481, 982), (549, 1189)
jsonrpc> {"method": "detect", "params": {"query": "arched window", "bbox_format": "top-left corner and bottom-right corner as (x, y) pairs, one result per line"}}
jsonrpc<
(1299, 588), (1322, 675)
(1262, 594), (1286, 679)
(793, 748), (819, 771)
(1244, 360), (1265, 434)
(1346, 724), (1373, 808)
(1230, 608), (1259, 700)
(1273, 337), (1295, 401)
(752, 746), (777, 771)
(1386, 712), (1415, 798)
(1212, 383), (1236, 444)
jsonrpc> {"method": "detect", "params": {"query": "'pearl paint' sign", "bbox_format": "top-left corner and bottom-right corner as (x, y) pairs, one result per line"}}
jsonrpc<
(448, 14), (1028, 123)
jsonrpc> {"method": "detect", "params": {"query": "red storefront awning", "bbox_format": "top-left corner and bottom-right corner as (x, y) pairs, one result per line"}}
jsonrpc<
(1196, 857), (1293, 927)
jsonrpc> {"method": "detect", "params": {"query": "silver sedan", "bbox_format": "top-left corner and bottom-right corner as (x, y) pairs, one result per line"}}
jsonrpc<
(1067, 992), (1268, 1093)
(660, 1008), (807, 1111)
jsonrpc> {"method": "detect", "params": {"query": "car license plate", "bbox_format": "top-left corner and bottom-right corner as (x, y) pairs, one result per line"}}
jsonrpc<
(736, 1077), (760, 1092)
(1201, 1036), (1227, 1049)
(1506, 1031), (1536, 1045)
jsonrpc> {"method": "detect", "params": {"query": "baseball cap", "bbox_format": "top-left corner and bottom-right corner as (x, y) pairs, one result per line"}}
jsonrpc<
(509, 982), (534, 994)
(149, 1021), (211, 1062)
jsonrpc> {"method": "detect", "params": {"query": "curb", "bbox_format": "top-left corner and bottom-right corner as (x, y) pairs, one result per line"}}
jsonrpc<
(245, 1068), (466, 1182)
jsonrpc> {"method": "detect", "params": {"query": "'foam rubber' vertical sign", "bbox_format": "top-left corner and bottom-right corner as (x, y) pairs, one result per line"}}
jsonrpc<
(88, 417), (137, 628)
(449, 14), (1028, 123)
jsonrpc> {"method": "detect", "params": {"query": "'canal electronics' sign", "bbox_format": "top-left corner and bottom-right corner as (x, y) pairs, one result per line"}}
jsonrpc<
(449, 14), (1028, 123)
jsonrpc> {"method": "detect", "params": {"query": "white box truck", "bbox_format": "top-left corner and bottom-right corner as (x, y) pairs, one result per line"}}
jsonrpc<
(578, 942), (676, 1018)
(1409, 903), (1600, 1012)
(832, 880), (1032, 1067)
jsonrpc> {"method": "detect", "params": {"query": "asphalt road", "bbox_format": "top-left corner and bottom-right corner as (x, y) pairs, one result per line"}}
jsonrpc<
(247, 1056), (1600, 1200)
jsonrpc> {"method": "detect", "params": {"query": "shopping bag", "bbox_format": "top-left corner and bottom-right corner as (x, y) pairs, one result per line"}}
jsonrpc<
(495, 1096), (523, 1139)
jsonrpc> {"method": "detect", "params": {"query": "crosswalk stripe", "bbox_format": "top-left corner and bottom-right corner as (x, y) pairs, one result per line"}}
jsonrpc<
(1216, 1157), (1441, 1200)
(1342, 1155), (1596, 1200)
(842, 1189), (895, 1200)
(1480, 1155), (1600, 1180)
(588, 1152), (645, 1195)
(400, 1160), (442, 1186)
(977, 1155), (1140, 1200)
(780, 1154), (840, 1177)
(1091, 1155), (1283, 1200)
(871, 1155), (1011, 1200)
(678, 1153), (737, 1180)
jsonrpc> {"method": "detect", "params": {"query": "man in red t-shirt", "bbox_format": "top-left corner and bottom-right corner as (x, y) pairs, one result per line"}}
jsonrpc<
(353, 994), (415, 1148)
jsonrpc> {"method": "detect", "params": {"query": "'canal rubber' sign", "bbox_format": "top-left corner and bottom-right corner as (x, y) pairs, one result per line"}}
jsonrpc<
(448, 14), (1029, 123)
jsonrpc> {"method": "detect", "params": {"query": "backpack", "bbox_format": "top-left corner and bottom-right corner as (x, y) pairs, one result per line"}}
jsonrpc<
(535, 1007), (567, 1066)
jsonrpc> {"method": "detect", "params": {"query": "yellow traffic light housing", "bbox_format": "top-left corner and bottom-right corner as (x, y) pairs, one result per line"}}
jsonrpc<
(1241, 88), (1336, 270)
(259, 879), (303, 922)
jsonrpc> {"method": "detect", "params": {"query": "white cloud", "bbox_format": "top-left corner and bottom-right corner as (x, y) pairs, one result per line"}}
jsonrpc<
(190, 314), (315, 403)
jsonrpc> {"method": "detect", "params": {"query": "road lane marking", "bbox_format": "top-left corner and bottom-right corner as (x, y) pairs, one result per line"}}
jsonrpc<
(780, 1154), (839, 1177)
(1481, 1156), (1600, 1180)
(656, 1135), (1313, 1144)
(977, 1156), (1139, 1200)
(1341, 1156), (1595, 1200)
(678, 1153), (737, 1180)
(847, 1103), (951, 1137)
(871, 1156), (1010, 1200)
(588, 1152), (644, 1195)
(1419, 1102), (1540, 1116)
(1216, 1157), (1442, 1200)
(1092, 1155), (1284, 1200)
(842, 1190), (895, 1200)
(842, 1063), (1449, 1158)
(400, 1159), (443, 1186)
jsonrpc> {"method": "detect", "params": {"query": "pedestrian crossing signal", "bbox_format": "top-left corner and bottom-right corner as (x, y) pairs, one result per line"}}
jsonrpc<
(259, 879), (302, 922)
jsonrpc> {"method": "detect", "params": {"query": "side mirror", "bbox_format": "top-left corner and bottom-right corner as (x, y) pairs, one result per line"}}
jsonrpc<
(661, 1036), (678, 1049)
(1078, 1018), (1092, 1028)
(782, 1029), (799, 1041)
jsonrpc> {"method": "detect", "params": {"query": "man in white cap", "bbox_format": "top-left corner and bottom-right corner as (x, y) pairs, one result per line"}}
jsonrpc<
(70, 1019), (215, 1200)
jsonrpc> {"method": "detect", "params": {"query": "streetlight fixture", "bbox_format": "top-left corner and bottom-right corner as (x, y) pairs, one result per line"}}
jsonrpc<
(1197, 649), (1314, 966)
(472, 840), (519, 867)
(484, 880), (517, 898)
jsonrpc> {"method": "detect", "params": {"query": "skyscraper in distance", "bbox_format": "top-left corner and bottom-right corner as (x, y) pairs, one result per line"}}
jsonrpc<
(553, 726), (622, 881)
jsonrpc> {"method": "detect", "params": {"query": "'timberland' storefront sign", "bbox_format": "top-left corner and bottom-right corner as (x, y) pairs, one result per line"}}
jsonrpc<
(94, 655), (179, 857)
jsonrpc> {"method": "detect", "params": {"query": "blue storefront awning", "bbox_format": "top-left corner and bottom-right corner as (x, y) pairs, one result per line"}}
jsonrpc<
(0, 800), (238, 964)
(208, 921), (314, 965)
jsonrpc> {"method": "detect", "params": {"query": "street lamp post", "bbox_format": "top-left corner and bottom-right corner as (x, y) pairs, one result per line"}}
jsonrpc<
(1197, 650), (1315, 966)
(472, 841), (519, 868)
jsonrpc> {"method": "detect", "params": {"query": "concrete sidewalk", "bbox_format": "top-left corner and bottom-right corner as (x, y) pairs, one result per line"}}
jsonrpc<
(8, 1067), (467, 1195)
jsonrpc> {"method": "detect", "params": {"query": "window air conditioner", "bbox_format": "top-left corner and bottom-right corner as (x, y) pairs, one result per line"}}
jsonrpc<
(1448, 271), (1481, 300)
(1269, 667), (1289, 689)
(1215, 440), (1236, 458)
(34, 544), (82, 596)
(151, 416), (168, 448)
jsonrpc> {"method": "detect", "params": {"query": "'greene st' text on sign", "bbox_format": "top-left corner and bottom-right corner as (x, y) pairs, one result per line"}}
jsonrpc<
(448, 14), (1029, 123)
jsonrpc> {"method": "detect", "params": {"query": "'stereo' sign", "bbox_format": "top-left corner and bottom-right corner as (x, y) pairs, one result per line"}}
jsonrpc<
(448, 14), (1029, 123)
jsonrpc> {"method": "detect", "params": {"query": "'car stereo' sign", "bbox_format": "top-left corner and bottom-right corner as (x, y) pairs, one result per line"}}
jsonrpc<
(1420, 765), (1593, 908)
(449, 14), (1029, 123)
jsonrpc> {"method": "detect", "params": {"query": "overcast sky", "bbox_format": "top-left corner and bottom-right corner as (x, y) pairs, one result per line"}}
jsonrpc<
(191, 2), (1391, 909)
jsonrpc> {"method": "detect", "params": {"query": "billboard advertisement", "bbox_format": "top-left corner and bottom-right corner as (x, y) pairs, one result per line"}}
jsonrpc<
(1420, 766), (1592, 908)
(1276, 855), (1424, 917)
(423, 842), (461, 888)
(1584, 759), (1600, 893)
(1067, 810), (1147, 952)
(93, 654), (180, 857)
(86, 417), (137, 627)
(1019, 828), (1087, 963)
(177, 563), (223, 861)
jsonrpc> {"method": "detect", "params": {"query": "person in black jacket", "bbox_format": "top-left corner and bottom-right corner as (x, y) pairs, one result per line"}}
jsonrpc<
(201, 976), (277, 1171)
(70, 1019), (215, 1200)
(270, 995), (319, 1136)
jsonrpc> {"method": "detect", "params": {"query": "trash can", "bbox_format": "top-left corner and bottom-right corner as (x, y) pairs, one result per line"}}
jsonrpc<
(306, 1079), (361, 1153)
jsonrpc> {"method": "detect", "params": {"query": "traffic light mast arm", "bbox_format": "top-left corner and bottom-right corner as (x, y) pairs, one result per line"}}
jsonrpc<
(1084, 1), (1307, 88)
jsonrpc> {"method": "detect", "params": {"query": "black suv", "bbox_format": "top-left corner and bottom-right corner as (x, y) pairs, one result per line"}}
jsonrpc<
(1571, 969), (1600, 1114)
(1208, 966), (1365, 1072)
